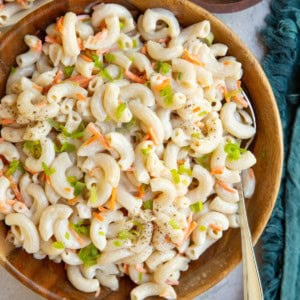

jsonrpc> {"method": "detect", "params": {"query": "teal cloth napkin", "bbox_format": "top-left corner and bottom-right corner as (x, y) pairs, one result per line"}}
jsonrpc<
(261, 0), (300, 299)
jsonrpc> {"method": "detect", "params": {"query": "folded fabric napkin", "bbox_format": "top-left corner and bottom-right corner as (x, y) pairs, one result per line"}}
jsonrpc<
(261, 1), (300, 299)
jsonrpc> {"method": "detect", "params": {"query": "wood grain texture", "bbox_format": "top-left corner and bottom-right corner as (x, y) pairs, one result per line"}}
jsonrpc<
(190, 0), (261, 13)
(0, 0), (283, 299)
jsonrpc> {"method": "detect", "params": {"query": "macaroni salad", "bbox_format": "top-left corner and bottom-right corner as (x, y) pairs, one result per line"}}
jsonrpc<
(0, 3), (257, 299)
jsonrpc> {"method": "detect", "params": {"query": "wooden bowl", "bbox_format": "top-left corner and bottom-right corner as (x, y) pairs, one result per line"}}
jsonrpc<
(190, 0), (262, 13)
(0, 0), (283, 299)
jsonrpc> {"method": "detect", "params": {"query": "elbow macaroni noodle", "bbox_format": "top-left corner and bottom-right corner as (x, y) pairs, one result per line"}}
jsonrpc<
(0, 4), (257, 299)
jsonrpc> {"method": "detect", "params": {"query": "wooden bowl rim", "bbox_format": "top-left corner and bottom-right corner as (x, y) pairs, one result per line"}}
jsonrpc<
(192, 0), (262, 13)
(0, 0), (283, 299)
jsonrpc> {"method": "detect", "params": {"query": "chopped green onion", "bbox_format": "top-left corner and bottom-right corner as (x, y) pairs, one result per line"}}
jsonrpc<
(190, 201), (204, 213)
(70, 221), (90, 236)
(42, 162), (55, 176)
(68, 123), (85, 139)
(224, 142), (247, 161)
(178, 164), (192, 176)
(155, 61), (171, 75)
(52, 241), (64, 249)
(142, 199), (153, 210)
(48, 118), (64, 131)
(191, 132), (201, 139)
(196, 154), (210, 169)
(67, 176), (86, 196)
(113, 240), (122, 247)
(199, 225), (207, 232)
(169, 219), (181, 230)
(140, 146), (151, 156)
(224, 88), (242, 102)
(117, 39), (125, 50)
(105, 53), (116, 63)
(203, 32), (214, 46)
(177, 72), (182, 80)
(98, 231), (105, 236)
(100, 68), (113, 81)
(182, 179), (189, 186)
(117, 230), (136, 240)
(119, 21), (125, 30)
(122, 117), (136, 131)
(116, 102), (127, 120)
(63, 66), (74, 78)
(89, 185), (98, 204)
(65, 232), (70, 240)
(160, 85), (173, 106)
(198, 111), (208, 117)
(55, 142), (76, 153)
(10, 66), (17, 75)
(6, 160), (23, 176)
(138, 272), (143, 284)
(170, 169), (180, 184)
(23, 140), (42, 159)
(92, 54), (102, 69)
(132, 39), (138, 48)
(78, 243), (100, 267)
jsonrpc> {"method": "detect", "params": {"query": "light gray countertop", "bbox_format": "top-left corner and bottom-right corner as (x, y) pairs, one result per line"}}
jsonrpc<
(0, 1), (270, 299)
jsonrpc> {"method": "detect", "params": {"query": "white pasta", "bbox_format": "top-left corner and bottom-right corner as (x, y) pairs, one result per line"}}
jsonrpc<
(1, 5), (257, 300)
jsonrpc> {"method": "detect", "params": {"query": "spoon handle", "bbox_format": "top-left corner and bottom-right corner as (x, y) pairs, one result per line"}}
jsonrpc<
(237, 182), (264, 300)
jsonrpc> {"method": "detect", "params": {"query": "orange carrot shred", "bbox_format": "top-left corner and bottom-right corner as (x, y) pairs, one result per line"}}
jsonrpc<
(123, 264), (129, 275)
(148, 127), (158, 145)
(69, 75), (94, 88)
(76, 93), (87, 102)
(209, 224), (222, 232)
(211, 167), (224, 175)
(107, 188), (117, 210)
(7, 175), (24, 203)
(136, 185), (145, 199)
(155, 78), (170, 91)
(135, 264), (147, 273)
(216, 180), (236, 193)
(182, 49), (205, 67)
(87, 123), (110, 149)
(67, 197), (79, 206)
(64, 187), (71, 193)
(192, 107), (201, 113)
(93, 212), (104, 222)
(125, 69), (147, 84)
(45, 35), (62, 45)
(80, 54), (93, 62)
(98, 206), (109, 213)
(68, 224), (85, 245)
(56, 16), (64, 33)
(1, 119), (15, 125)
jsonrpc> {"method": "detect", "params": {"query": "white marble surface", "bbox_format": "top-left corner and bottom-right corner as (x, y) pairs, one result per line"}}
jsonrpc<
(0, 1), (270, 299)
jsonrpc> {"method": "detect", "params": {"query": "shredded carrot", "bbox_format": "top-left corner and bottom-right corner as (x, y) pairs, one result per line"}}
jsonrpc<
(165, 280), (179, 286)
(141, 45), (147, 55)
(45, 175), (51, 185)
(107, 188), (117, 210)
(16, 0), (27, 8)
(237, 80), (242, 89)
(1, 119), (15, 125)
(135, 264), (147, 273)
(0, 137), (5, 143)
(192, 107), (201, 113)
(33, 84), (43, 92)
(182, 49), (205, 67)
(56, 16), (64, 34)
(53, 70), (63, 84)
(183, 221), (197, 242)
(136, 185), (145, 199)
(218, 84), (227, 96)
(99, 20), (107, 30)
(93, 212), (104, 222)
(76, 93), (87, 102)
(77, 38), (84, 50)
(222, 61), (232, 65)
(82, 136), (98, 147)
(69, 75), (94, 88)
(155, 78), (170, 91)
(232, 95), (248, 108)
(211, 167), (224, 175)
(87, 123), (111, 149)
(68, 224), (85, 245)
(249, 168), (255, 179)
(98, 206), (109, 213)
(64, 187), (71, 193)
(80, 54), (93, 62)
(209, 224), (222, 232)
(216, 180), (236, 193)
(32, 40), (42, 53)
(6, 199), (17, 206)
(157, 37), (170, 44)
(7, 175), (24, 203)
(95, 288), (100, 298)
(24, 166), (38, 175)
(90, 29), (108, 44)
(165, 235), (173, 244)
(45, 35), (62, 45)
(67, 197), (79, 206)
(0, 5), (4, 11)
(148, 127), (158, 145)
(125, 69), (147, 84)
(123, 263), (129, 275)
